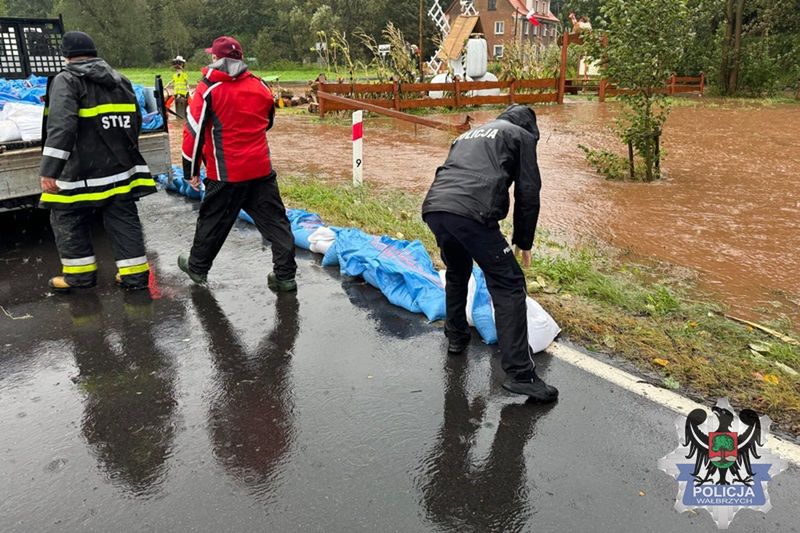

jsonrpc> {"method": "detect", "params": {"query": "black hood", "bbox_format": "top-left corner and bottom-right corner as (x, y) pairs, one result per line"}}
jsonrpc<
(65, 58), (122, 88)
(497, 104), (539, 139)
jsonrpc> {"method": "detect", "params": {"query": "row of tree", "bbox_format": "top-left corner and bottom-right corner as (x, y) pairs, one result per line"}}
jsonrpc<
(557, 0), (800, 95)
(3, 0), (799, 95)
(4, 0), (437, 70)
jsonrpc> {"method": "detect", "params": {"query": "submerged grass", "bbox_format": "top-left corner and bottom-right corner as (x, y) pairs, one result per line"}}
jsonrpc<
(278, 175), (800, 436)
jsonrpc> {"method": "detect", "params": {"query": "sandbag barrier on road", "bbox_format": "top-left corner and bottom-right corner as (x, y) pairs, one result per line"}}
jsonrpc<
(158, 166), (560, 352)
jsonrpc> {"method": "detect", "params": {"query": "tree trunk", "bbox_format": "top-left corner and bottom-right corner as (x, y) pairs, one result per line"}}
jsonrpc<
(728, 0), (745, 94)
(654, 132), (661, 180)
(719, 0), (735, 93)
(628, 140), (635, 180)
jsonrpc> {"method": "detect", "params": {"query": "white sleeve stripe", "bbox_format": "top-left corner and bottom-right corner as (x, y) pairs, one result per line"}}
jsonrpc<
(115, 256), (148, 267)
(186, 110), (199, 132)
(55, 165), (151, 190)
(43, 146), (71, 160)
(61, 256), (96, 266)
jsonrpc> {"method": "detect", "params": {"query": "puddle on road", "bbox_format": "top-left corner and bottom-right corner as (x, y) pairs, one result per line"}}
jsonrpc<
(167, 100), (800, 324)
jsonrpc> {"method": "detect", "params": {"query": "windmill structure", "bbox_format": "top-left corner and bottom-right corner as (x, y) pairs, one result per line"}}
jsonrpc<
(426, 0), (478, 74)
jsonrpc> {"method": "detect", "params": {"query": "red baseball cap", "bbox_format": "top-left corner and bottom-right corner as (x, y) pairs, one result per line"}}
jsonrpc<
(205, 36), (243, 59)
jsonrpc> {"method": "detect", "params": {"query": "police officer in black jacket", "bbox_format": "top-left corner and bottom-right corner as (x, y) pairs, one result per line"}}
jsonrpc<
(39, 31), (156, 291)
(422, 104), (558, 402)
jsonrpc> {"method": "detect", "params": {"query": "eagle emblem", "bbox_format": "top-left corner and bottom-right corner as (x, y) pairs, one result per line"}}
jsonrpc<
(658, 399), (788, 529)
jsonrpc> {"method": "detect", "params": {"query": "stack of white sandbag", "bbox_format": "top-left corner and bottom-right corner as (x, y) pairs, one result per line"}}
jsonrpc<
(0, 103), (44, 143)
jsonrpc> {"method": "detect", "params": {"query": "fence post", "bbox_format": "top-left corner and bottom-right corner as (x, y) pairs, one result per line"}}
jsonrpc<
(319, 83), (327, 118)
(352, 110), (363, 187)
(454, 77), (461, 108)
(669, 74), (676, 95)
(558, 31), (568, 104)
(599, 78), (607, 102)
(393, 80), (400, 111)
(509, 79), (516, 104)
(699, 72), (705, 95)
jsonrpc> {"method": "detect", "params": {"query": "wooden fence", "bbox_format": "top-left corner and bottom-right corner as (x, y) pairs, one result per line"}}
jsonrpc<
(318, 78), (559, 117)
(599, 74), (705, 101)
(317, 73), (704, 116)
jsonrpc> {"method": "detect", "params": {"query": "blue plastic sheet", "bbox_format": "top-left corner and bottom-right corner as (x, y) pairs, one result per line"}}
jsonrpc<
(0, 75), (162, 130)
(328, 228), (445, 321)
(159, 166), (204, 200)
(286, 209), (325, 249)
(0, 75), (46, 108)
(470, 267), (498, 343)
(133, 85), (163, 130)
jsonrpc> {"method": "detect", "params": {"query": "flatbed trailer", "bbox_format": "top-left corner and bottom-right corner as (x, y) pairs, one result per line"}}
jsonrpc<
(0, 16), (171, 211)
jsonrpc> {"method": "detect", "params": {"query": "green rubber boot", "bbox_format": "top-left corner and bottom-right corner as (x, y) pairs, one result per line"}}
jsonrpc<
(267, 272), (297, 292)
(177, 254), (207, 284)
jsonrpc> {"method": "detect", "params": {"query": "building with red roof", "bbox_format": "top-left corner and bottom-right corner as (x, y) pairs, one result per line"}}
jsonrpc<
(444, 0), (561, 60)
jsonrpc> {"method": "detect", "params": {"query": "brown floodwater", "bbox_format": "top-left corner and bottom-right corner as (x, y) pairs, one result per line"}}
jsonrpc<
(168, 100), (800, 324)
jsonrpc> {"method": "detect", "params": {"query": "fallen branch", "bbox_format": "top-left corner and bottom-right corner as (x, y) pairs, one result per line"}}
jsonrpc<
(1, 305), (32, 320)
(720, 312), (799, 346)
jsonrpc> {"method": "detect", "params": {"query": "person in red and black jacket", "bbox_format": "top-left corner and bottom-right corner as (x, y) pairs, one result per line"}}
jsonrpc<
(177, 36), (297, 291)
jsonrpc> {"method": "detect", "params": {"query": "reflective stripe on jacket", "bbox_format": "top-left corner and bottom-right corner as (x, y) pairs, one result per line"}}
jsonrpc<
(38, 58), (156, 209)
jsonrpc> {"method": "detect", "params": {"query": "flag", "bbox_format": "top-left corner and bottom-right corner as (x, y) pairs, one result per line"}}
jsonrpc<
(526, 8), (541, 26)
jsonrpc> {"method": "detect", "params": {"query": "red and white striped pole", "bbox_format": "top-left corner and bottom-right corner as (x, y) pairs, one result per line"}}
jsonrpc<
(352, 110), (363, 187)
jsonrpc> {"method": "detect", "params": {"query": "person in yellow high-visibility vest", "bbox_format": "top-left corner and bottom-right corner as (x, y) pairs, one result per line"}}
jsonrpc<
(167, 55), (191, 118)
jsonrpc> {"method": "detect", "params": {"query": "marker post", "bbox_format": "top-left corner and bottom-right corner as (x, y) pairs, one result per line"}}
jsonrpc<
(352, 110), (363, 187)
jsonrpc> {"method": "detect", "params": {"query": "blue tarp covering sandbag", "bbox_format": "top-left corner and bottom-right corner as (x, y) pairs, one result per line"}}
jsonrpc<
(328, 228), (446, 321)
(0, 75), (163, 136)
(286, 209), (325, 249)
(0, 75), (47, 107)
(157, 165), (561, 349)
(162, 166), (205, 200)
(133, 85), (164, 131)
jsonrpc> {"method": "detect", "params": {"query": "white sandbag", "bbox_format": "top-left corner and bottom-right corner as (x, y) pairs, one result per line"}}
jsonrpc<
(0, 103), (44, 141)
(308, 226), (337, 255)
(438, 270), (479, 327)
(438, 270), (561, 353)
(0, 119), (22, 143)
(525, 296), (561, 354)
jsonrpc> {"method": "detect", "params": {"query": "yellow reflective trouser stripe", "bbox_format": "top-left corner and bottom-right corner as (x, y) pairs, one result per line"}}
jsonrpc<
(63, 263), (98, 274)
(77, 103), (137, 118)
(40, 178), (156, 204)
(118, 263), (149, 276)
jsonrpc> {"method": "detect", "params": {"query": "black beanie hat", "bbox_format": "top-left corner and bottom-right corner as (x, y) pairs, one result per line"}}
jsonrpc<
(61, 31), (97, 58)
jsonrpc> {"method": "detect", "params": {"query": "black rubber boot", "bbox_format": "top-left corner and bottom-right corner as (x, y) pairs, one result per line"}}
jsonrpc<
(447, 334), (470, 354)
(503, 370), (559, 403)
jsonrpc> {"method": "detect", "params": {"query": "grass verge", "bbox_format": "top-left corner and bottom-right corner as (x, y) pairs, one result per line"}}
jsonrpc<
(120, 66), (330, 86)
(278, 175), (800, 436)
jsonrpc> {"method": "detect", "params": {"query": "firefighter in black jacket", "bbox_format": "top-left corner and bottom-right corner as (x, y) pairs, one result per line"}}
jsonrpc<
(422, 104), (558, 402)
(39, 32), (157, 291)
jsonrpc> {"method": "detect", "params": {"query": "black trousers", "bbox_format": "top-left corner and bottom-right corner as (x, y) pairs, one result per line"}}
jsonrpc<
(50, 198), (149, 289)
(189, 175), (297, 280)
(425, 211), (534, 379)
(174, 94), (187, 119)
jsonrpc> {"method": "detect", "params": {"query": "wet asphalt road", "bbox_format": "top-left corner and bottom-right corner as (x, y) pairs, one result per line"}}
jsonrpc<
(1, 190), (799, 533)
